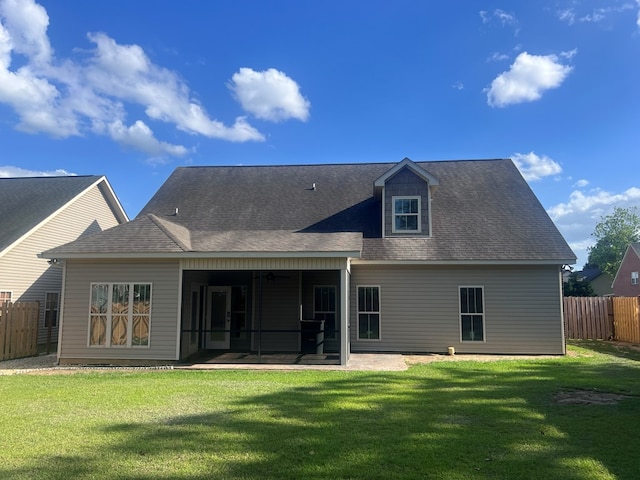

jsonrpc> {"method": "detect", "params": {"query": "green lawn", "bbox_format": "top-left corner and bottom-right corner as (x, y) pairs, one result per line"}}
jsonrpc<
(1, 341), (639, 480)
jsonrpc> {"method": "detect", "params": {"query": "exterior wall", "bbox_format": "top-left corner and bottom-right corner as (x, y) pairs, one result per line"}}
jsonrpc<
(612, 248), (640, 297)
(383, 167), (430, 237)
(590, 273), (614, 296)
(0, 183), (123, 345)
(59, 260), (180, 363)
(182, 257), (346, 271)
(350, 264), (565, 355)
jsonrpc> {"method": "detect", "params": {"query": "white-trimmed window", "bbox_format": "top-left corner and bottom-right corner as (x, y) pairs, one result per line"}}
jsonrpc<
(460, 286), (484, 342)
(0, 291), (11, 317)
(632, 272), (638, 285)
(392, 196), (421, 233)
(89, 283), (152, 347)
(44, 292), (59, 328)
(357, 286), (380, 340)
(314, 286), (336, 339)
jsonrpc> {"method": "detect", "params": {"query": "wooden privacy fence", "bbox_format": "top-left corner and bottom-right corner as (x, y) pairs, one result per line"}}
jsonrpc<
(564, 296), (640, 343)
(612, 297), (640, 343)
(564, 297), (613, 340)
(0, 301), (39, 361)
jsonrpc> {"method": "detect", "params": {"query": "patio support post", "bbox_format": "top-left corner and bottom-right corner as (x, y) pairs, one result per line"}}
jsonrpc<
(340, 267), (349, 366)
(258, 270), (263, 363)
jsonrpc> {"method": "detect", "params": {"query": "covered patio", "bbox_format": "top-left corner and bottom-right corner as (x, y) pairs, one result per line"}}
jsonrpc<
(178, 258), (352, 365)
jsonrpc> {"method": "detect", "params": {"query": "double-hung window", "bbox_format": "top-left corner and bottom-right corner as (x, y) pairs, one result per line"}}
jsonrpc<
(632, 272), (638, 285)
(460, 286), (484, 342)
(0, 291), (11, 318)
(314, 286), (336, 339)
(0, 291), (11, 304)
(89, 283), (151, 347)
(357, 286), (380, 340)
(392, 196), (421, 233)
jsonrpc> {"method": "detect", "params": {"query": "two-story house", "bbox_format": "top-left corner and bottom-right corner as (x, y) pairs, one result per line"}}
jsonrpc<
(0, 175), (127, 346)
(611, 243), (640, 297)
(43, 158), (575, 365)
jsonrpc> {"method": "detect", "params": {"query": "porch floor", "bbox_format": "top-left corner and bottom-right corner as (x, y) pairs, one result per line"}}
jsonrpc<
(177, 352), (409, 371)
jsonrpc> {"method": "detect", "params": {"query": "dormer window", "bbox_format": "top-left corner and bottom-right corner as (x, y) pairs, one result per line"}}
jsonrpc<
(392, 196), (421, 233)
(374, 158), (439, 238)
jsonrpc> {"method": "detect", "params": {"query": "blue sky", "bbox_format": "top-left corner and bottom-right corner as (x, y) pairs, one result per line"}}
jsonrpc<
(1, 0), (639, 268)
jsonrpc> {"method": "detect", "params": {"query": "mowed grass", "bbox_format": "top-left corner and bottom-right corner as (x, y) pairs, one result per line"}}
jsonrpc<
(1, 341), (639, 480)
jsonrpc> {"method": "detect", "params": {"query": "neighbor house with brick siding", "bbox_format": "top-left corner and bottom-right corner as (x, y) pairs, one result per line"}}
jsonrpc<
(611, 243), (640, 297)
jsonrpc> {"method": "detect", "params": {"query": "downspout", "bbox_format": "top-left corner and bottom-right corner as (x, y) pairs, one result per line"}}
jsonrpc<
(56, 261), (67, 365)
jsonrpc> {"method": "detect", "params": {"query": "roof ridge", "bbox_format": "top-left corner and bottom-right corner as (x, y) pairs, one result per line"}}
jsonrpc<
(173, 158), (510, 170)
(147, 214), (192, 251)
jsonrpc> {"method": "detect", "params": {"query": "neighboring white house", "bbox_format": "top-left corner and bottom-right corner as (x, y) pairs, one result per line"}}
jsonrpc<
(0, 175), (128, 346)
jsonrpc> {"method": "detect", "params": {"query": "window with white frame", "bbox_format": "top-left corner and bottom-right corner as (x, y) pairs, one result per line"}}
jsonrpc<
(314, 286), (336, 339)
(632, 272), (638, 285)
(460, 286), (484, 342)
(0, 291), (11, 317)
(89, 283), (151, 347)
(44, 292), (59, 328)
(357, 286), (380, 340)
(392, 196), (421, 233)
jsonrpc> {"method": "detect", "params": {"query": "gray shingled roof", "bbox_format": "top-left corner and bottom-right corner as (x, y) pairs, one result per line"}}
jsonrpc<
(0, 175), (103, 253)
(44, 159), (576, 262)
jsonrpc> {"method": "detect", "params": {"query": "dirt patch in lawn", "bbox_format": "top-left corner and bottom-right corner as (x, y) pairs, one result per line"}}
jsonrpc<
(554, 389), (633, 405)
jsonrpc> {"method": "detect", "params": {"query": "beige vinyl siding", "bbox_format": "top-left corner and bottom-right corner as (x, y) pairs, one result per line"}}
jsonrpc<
(183, 257), (347, 271)
(59, 260), (180, 362)
(0, 183), (123, 344)
(350, 264), (564, 355)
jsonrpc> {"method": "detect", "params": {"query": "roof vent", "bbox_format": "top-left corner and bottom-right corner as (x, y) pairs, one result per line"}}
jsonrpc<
(312, 183), (316, 190)
(174, 208), (179, 216)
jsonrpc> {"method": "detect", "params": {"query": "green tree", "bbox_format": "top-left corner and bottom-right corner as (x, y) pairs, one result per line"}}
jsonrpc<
(562, 273), (596, 297)
(587, 206), (640, 277)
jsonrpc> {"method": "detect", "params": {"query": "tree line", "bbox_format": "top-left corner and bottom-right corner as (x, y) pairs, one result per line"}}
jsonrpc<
(563, 206), (640, 297)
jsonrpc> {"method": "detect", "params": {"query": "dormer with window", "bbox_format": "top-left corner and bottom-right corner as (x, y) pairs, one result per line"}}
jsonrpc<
(374, 158), (439, 238)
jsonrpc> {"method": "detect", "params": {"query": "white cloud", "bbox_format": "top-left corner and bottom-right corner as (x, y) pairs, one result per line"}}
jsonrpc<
(486, 52), (574, 107)
(0, 0), (311, 157)
(85, 33), (265, 142)
(479, 9), (519, 34)
(560, 48), (578, 59)
(558, 8), (576, 25)
(511, 152), (562, 181)
(0, 0), (51, 64)
(548, 185), (640, 266)
(0, 165), (75, 177)
(558, 3), (637, 26)
(107, 120), (189, 157)
(452, 81), (464, 90)
(637, 0), (640, 28)
(229, 68), (311, 122)
(487, 52), (509, 62)
(574, 179), (589, 188)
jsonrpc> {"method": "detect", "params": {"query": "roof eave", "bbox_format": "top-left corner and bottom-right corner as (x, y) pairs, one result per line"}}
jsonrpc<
(40, 250), (363, 260)
(351, 258), (575, 266)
